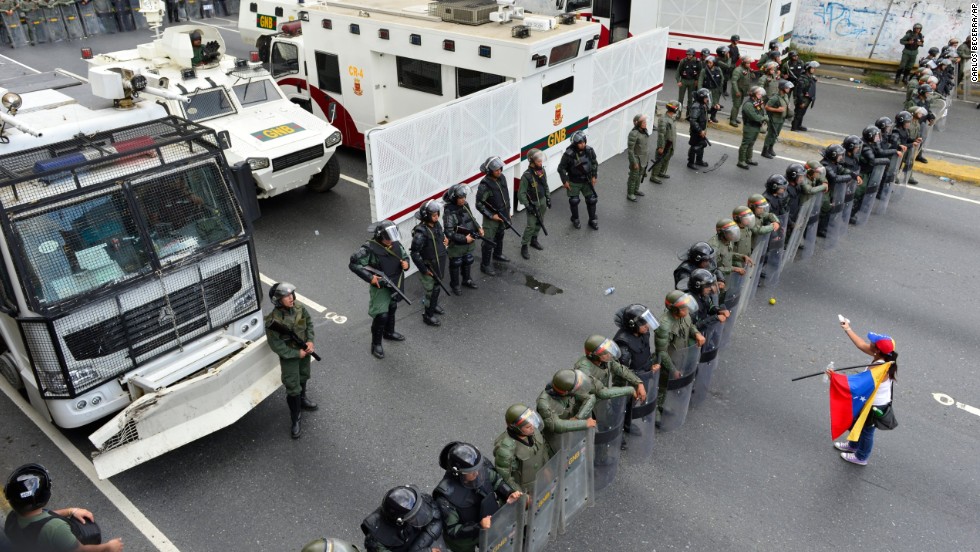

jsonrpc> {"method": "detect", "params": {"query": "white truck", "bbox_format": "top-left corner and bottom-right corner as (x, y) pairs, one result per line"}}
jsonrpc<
(86, 24), (343, 197)
(0, 93), (281, 478)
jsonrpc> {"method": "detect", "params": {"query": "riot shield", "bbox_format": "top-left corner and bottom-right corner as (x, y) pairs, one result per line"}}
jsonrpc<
(92, 0), (117, 33)
(60, 4), (86, 39)
(853, 163), (885, 226)
(78, 1), (104, 36)
(24, 8), (50, 43)
(113, 0), (134, 32)
(592, 395), (626, 491)
(658, 344), (700, 432)
(1, 11), (30, 47)
(738, 236), (768, 319)
(558, 429), (594, 532)
(839, 179), (856, 238)
(42, 7), (68, 41)
(785, 193), (816, 264)
(625, 369), (658, 461)
(691, 322), (722, 408)
(525, 451), (560, 552)
(717, 271), (743, 351)
(797, 190), (823, 262)
(759, 212), (789, 288)
(932, 98), (949, 133)
(129, 0), (147, 29)
(479, 495), (525, 552)
(873, 155), (901, 216)
(822, 180), (847, 250)
(893, 142), (920, 203)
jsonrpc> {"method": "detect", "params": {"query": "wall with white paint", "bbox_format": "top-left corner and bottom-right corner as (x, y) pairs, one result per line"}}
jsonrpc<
(793, 0), (971, 60)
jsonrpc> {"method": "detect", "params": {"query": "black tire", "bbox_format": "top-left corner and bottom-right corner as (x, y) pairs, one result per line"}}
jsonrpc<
(307, 155), (340, 193)
(0, 352), (22, 390)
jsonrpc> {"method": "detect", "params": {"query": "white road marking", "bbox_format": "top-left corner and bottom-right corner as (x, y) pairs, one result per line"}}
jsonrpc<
(0, 52), (41, 73)
(678, 131), (980, 206)
(933, 392), (980, 418)
(0, 378), (180, 552)
(55, 68), (88, 83)
(258, 273), (346, 322)
(341, 173), (369, 188)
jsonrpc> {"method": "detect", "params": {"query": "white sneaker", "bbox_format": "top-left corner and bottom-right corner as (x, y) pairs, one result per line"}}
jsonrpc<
(834, 441), (856, 452)
(840, 452), (868, 466)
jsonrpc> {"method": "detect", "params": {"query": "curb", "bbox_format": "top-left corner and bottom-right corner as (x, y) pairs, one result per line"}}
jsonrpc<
(706, 119), (980, 185)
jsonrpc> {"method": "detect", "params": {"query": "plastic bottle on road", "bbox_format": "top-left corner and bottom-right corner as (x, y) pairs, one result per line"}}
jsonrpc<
(604, 287), (616, 296)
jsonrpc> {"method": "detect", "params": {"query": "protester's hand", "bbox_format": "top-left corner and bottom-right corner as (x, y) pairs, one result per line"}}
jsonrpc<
(840, 319), (851, 332)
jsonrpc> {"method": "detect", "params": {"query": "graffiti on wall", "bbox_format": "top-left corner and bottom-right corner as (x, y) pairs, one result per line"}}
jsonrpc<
(794, 0), (969, 59)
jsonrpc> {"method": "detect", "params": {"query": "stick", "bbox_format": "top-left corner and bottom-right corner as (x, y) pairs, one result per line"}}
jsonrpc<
(790, 363), (877, 382)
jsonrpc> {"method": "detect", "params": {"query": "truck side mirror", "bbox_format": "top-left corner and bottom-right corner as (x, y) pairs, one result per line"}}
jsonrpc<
(328, 102), (337, 124)
(217, 130), (232, 150)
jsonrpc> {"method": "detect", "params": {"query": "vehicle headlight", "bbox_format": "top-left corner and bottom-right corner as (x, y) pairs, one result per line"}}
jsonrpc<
(246, 157), (270, 171)
(324, 131), (342, 149)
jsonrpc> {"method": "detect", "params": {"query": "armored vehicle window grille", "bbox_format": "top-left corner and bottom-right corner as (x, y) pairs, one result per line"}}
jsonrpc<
(271, 42), (300, 78)
(227, 65), (271, 80)
(232, 79), (284, 108)
(272, 144), (324, 172)
(182, 88), (238, 122)
(456, 68), (506, 98)
(0, 258), (17, 314)
(20, 244), (256, 398)
(315, 51), (342, 95)
(542, 76), (574, 103)
(396, 56), (443, 96)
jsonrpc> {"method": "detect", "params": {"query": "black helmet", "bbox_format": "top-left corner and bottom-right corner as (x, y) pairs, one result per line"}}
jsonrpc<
(788, 50), (799, 58)
(619, 304), (657, 332)
(700, 48), (711, 57)
(778, 80), (795, 91)
(686, 241), (715, 264)
(481, 156), (504, 173)
(416, 199), (442, 222)
(685, 48), (695, 56)
(912, 23), (922, 30)
(190, 30), (202, 41)
(765, 174), (789, 194)
(688, 268), (717, 295)
(917, 83), (932, 95)
(862, 125), (881, 143)
(842, 135), (862, 152)
(768, 40), (778, 50)
(269, 282), (296, 306)
(439, 442), (486, 488)
(380, 486), (433, 527)
(445, 183), (468, 202)
(694, 88), (711, 102)
(874, 116), (894, 133)
(823, 144), (845, 162)
(731, 34), (740, 42)
(716, 46), (729, 56)
(928, 46), (940, 56)
(785, 162), (806, 183)
(895, 110), (912, 124)
(372, 220), (401, 242)
(570, 130), (587, 144)
(4, 464), (52, 514)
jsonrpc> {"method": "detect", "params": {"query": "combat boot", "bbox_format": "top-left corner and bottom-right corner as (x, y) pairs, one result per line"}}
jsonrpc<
(287, 395), (302, 439)
(586, 201), (598, 230)
(300, 383), (318, 411)
(370, 315), (385, 359)
(569, 197), (581, 229)
(480, 262), (497, 276)
(761, 146), (775, 159)
(449, 262), (462, 295)
(383, 312), (404, 341)
(530, 237), (544, 251)
(461, 262), (479, 288)
(635, 189), (645, 196)
(430, 289), (444, 314)
(422, 308), (441, 326)
(521, 244), (530, 259)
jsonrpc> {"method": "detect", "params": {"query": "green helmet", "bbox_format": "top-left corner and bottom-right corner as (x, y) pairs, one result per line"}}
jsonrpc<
(665, 290), (699, 315)
(300, 538), (362, 552)
(505, 404), (543, 431)
(552, 369), (589, 395)
(748, 194), (770, 214)
(584, 334), (621, 360)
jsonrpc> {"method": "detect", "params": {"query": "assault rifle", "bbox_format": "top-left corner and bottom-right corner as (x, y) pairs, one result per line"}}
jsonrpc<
(481, 200), (523, 238)
(363, 266), (413, 305)
(455, 225), (490, 244)
(424, 262), (454, 296)
(525, 201), (548, 236)
(267, 320), (322, 361)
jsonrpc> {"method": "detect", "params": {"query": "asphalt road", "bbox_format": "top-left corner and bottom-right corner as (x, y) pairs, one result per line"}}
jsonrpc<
(2, 20), (980, 552)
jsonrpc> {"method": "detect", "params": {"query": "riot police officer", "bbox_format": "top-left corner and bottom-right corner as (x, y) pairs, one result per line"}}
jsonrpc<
(708, 218), (748, 280)
(410, 200), (449, 327)
(893, 110), (921, 185)
(613, 305), (660, 448)
(536, 369), (597, 451)
(575, 335), (646, 402)
(673, 241), (723, 288)
(265, 282), (317, 439)
(746, 194), (782, 248)
(817, 144), (853, 236)
(731, 205), (756, 268)
(476, 156), (511, 274)
(715, 45), (733, 92)
(349, 221), (410, 359)
(684, 268), (729, 335)
(649, 101), (679, 184)
(676, 48), (701, 115)
(791, 61), (819, 131)
(517, 148), (551, 258)
(759, 40), (781, 66)
(852, 126), (892, 223)
(730, 57), (753, 127)
(625, 114), (649, 202)
(763, 174), (790, 219)
(687, 88), (712, 170)
(697, 57), (725, 123)
(654, 290), (705, 414)
(557, 131), (599, 230)
(442, 184), (483, 294)
(493, 404), (553, 493)
(728, 35), (741, 72)
(896, 23), (924, 84)
(781, 50), (805, 84)
(762, 80), (794, 159)
(737, 86), (766, 169)
(433, 442), (522, 552)
(919, 46), (941, 69)
(361, 486), (445, 552)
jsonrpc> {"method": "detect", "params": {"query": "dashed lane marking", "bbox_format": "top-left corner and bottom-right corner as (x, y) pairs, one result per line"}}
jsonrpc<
(933, 393), (980, 418)
(258, 273), (347, 323)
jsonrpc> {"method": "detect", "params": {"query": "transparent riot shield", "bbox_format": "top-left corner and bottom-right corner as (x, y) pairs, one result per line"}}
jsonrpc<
(625, 369), (658, 461)
(77, 1), (104, 36)
(932, 98), (949, 133)
(525, 451), (561, 552)
(60, 4), (85, 39)
(760, 212), (789, 288)
(853, 163), (885, 226)
(823, 180), (847, 250)
(658, 344), (700, 432)
(24, 8), (50, 43)
(799, 190), (823, 261)
(113, 0), (135, 32)
(691, 322), (722, 408)
(717, 271), (743, 351)
(839, 179), (856, 238)
(592, 395), (626, 491)
(558, 429), (594, 532)
(1, 11), (30, 47)
(893, 142), (920, 203)
(873, 155), (901, 216)
(93, 0), (117, 33)
(42, 7), (68, 41)
(785, 193), (816, 264)
(129, 0), (147, 29)
(737, 236), (768, 321)
(479, 495), (525, 552)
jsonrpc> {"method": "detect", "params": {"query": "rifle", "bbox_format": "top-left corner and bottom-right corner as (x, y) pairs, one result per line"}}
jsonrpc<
(481, 200), (523, 239)
(639, 158), (656, 183)
(455, 225), (491, 244)
(525, 177), (549, 236)
(363, 266), (413, 305)
(424, 262), (454, 296)
(267, 320), (321, 361)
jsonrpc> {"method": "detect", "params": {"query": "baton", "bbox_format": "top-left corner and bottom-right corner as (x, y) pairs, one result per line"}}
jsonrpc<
(791, 363), (877, 382)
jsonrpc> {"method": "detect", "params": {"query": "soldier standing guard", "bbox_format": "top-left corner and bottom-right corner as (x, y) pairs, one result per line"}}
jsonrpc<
(517, 148), (550, 259)
(475, 156), (511, 274)
(265, 282), (317, 439)
(349, 220), (410, 360)
(649, 101), (679, 184)
(442, 184), (483, 293)
(697, 56), (725, 123)
(729, 57), (752, 127)
(557, 131), (599, 230)
(493, 404), (553, 494)
(676, 48), (700, 116)
(762, 80), (794, 159)
(686, 88), (712, 170)
(625, 114), (649, 202)
(654, 291), (705, 418)
(791, 61), (819, 131)
(410, 200), (449, 327)
(737, 86), (766, 170)
(896, 23), (924, 84)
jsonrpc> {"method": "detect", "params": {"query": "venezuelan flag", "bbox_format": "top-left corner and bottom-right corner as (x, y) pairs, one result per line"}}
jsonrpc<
(828, 363), (891, 439)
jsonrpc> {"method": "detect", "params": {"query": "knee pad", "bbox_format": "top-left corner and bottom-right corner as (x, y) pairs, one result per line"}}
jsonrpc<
(569, 196), (581, 207)
(451, 256), (464, 268)
(585, 194), (598, 205)
(462, 253), (475, 266)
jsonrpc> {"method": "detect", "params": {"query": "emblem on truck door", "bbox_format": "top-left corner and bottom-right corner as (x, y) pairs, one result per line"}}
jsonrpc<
(553, 103), (563, 126)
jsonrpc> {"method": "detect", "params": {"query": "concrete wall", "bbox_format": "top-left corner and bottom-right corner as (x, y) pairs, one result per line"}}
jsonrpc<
(793, 0), (971, 60)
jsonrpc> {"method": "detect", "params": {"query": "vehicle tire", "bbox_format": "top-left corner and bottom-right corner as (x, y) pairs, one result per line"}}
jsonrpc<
(0, 352), (22, 390)
(308, 154), (340, 193)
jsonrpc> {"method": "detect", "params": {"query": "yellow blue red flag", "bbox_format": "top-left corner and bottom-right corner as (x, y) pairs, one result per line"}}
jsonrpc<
(828, 363), (891, 439)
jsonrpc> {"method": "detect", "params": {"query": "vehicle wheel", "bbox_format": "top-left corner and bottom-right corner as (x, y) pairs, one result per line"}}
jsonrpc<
(0, 352), (22, 390)
(308, 154), (340, 193)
